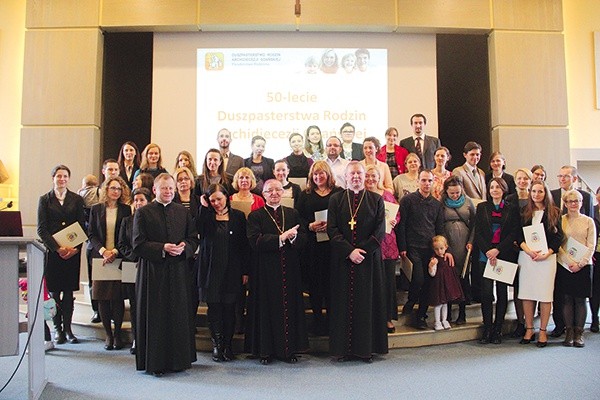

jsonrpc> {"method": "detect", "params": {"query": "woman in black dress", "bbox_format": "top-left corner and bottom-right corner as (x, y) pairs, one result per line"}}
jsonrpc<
(117, 187), (152, 354)
(195, 148), (232, 195)
(88, 176), (131, 350)
(285, 132), (313, 179)
(197, 184), (250, 361)
(295, 161), (342, 335)
(244, 136), (274, 195)
(273, 159), (302, 208)
(474, 177), (520, 344)
(117, 141), (140, 189)
(37, 165), (86, 345)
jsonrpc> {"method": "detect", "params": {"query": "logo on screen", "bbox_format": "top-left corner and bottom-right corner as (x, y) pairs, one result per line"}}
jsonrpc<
(205, 53), (224, 70)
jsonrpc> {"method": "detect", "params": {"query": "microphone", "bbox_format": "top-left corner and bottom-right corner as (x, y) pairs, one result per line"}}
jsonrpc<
(0, 200), (13, 211)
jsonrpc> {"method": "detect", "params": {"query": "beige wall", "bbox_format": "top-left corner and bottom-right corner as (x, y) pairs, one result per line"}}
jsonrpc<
(0, 0), (25, 207)
(564, 0), (600, 191)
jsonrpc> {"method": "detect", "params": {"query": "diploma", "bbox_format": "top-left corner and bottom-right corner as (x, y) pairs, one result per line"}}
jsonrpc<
(314, 210), (329, 242)
(559, 237), (590, 272)
(230, 200), (252, 218)
(288, 177), (307, 191)
(523, 223), (549, 254)
(384, 201), (399, 234)
(483, 258), (518, 285)
(91, 258), (122, 281)
(52, 222), (88, 248)
(400, 256), (413, 282)
(121, 261), (137, 283)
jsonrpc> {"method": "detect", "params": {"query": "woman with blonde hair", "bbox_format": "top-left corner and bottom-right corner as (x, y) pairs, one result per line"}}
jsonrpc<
(230, 167), (265, 212)
(134, 143), (167, 180)
(296, 161), (341, 335)
(392, 153), (421, 202)
(88, 176), (131, 350)
(557, 189), (596, 347)
(360, 137), (393, 194)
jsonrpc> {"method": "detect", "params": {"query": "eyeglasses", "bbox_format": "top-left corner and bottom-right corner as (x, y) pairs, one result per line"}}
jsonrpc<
(565, 199), (581, 204)
(108, 187), (122, 192)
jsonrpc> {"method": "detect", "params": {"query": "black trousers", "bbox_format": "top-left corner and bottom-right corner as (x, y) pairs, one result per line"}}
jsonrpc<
(480, 261), (508, 328)
(407, 246), (433, 318)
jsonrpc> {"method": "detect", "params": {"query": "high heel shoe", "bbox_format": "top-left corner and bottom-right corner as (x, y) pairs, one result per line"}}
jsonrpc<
(519, 327), (536, 344)
(536, 328), (548, 348)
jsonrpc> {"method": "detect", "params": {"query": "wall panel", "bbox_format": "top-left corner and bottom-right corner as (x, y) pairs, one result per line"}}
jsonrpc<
(101, 0), (198, 31)
(397, 0), (490, 31)
(299, 0), (396, 32)
(21, 29), (103, 126)
(492, 0), (563, 31)
(26, 0), (100, 28)
(200, 0), (295, 31)
(489, 31), (567, 127)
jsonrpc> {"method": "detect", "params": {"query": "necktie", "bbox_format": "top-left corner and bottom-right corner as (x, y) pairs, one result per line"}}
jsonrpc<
(415, 137), (423, 164)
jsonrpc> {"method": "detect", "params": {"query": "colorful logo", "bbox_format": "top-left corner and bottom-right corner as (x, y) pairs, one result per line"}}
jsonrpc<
(205, 53), (224, 70)
(66, 232), (78, 242)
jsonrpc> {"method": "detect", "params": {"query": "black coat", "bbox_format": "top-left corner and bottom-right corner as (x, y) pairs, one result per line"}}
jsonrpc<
(474, 200), (520, 263)
(196, 206), (250, 303)
(37, 189), (85, 292)
(88, 202), (132, 257)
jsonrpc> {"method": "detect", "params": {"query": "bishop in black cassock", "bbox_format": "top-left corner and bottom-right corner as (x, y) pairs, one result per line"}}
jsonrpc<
(246, 179), (309, 364)
(328, 161), (388, 362)
(133, 174), (199, 375)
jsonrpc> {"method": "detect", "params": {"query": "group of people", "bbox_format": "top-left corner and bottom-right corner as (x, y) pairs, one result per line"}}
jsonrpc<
(36, 115), (600, 376)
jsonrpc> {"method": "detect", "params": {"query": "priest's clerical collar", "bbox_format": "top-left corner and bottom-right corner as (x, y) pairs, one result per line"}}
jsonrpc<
(155, 198), (172, 207)
(348, 187), (364, 195)
(266, 203), (280, 210)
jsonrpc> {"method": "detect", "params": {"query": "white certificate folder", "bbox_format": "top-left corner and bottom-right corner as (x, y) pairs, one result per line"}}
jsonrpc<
(121, 261), (137, 283)
(483, 259), (518, 285)
(523, 223), (549, 254)
(92, 258), (122, 281)
(52, 222), (88, 248)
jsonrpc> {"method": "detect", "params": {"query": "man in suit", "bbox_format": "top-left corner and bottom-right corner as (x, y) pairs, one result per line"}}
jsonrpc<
(452, 141), (487, 202)
(217, 128), (244, 177)
(399, 114), (440, 169)
(549, 165), (594, 338)
(339, 122), (364, 161)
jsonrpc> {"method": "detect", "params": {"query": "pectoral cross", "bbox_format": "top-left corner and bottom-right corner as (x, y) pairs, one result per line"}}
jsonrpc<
(348, 217), (356, 231)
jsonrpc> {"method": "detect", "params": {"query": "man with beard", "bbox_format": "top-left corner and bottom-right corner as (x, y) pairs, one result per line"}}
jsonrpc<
(217, 128), (244, 177)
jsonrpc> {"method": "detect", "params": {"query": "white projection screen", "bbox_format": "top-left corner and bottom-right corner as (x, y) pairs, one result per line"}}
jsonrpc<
(152, 32), (437, 169)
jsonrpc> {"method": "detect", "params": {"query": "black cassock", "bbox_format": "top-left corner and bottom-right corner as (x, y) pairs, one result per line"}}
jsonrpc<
(246, 205), (309, 359)
(327, 189), (388, 358)
(133, 201), (199, 373)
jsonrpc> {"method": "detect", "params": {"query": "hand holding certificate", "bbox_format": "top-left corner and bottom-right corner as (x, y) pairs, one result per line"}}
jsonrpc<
(52, 222), (88, 248)
(483, 258), (518, 285)
(383, 201), (399, 234)
(92, 258), (122, 281)
(523, 223), (549, 254)
(559, 237), (590, 273)
(314, 210), (329, 242)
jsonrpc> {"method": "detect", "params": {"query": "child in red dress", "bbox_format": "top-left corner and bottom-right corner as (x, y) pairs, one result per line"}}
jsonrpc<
(428, 235), (465, 331)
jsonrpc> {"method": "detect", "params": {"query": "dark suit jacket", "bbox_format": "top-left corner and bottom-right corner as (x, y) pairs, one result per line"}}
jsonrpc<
(551, 188), (594, 218)
(224, 152), (245, 177)
(399, 135), (441, 170)
(88, 202), (132, 257)
(340, 142), (364, 161)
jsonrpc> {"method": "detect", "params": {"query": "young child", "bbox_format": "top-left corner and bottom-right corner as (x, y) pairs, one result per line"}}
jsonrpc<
(428, 235), (465, 331)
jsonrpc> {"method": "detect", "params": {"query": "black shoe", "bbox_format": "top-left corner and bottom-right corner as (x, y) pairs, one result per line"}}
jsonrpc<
(550, 326), (565, 338)
(55, 330), (67, 345)
(519, 327), (535, 344)
(491, 326), (503, 344)
(591, 318), (599, 333)
(223, 346), (235, 361)
(455, 315), (466, 325)
(511, 322), (526, 338)
(478, 327), (491, 344)
(361, 356), (373, 364)
(130, 346), (136, 355)
(104, 337), (114, 351)
(285, 355), (298, 364)
(90, 312), (101, 323)
(387, 325), (396, 334)
(260, 356), (271, 365)
(152, 371), (164, 377)
(65, 330), (79, 344)
(413, 317), (428, 330)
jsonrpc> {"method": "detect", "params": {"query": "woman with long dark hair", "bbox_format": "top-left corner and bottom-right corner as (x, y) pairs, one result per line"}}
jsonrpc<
(516, 180), (562, 347)
(474, 177), (520, 344)
(117, 141), (140, 189)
